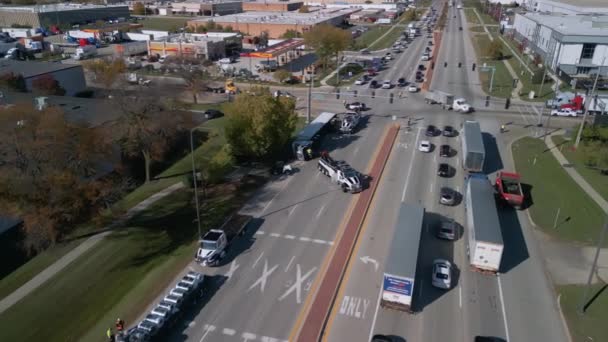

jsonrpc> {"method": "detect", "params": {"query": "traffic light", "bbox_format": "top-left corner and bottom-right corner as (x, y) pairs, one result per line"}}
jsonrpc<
(512, 79), (518, 89)
(353, 90), (358, 98)
(444, 62), (447, 67)
(336, 88), (340, 99)
(485, 95), (490, 107)
(458, 62), (462, 68)
(505, 97), (510, 109)
(372, 91), (375, 99)
(472, 63), (476, 71)
(390, 93), (394, 104)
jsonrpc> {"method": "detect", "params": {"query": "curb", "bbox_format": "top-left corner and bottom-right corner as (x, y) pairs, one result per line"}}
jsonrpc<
(294, 125), (400, 342)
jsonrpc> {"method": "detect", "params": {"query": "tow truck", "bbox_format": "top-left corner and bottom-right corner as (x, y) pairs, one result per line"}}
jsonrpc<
(317, 152), (362, 193)
(494, 171), (524, 209)
(195, 214), (252, 266)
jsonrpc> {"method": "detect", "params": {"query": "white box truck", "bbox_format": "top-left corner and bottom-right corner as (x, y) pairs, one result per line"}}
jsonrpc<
(465, 174), (504, 274)
(73, 45), (97, 60)
(380, 204), (424, 313)
(461, 120), (485, 173)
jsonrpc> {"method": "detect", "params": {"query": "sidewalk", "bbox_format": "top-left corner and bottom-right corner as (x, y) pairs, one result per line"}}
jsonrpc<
(0, 182), (184, 314)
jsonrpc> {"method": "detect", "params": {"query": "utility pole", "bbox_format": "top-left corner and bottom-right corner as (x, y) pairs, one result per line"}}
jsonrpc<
(578, 218), (608, 315)
(190, 128), (203, 239)
(307, 68), (313, 123)
(335, 51), (341, 87)
(574, 56), (605, 149)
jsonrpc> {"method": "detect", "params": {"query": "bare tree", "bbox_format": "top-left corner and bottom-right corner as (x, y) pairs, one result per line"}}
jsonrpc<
(180, 69), (207, 104)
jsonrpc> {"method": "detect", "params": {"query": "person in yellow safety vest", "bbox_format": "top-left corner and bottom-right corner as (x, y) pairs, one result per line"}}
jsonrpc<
(106, 327), (114, 341)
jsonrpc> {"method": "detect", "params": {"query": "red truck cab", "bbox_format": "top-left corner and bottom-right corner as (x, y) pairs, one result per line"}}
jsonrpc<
(560, 95), (584, 114)
(495, 171), (524, 209)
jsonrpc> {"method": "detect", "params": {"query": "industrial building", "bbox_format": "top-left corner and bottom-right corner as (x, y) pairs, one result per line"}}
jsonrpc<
(0, 4), (130, 28)
(188, 8), (357, 38)
(523, 0), (608, 15)
(160, 1), (243, 16)
(0, 60), (86, 96)
(512, 13), (608, 78)
(148, 32), (242, 60)
(243, 0), (304, 12)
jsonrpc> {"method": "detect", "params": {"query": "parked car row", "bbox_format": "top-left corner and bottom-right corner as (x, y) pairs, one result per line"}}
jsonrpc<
(117, 271), (205, 342)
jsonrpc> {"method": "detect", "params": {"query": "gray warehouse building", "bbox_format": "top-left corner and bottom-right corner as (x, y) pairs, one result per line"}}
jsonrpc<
(0, 4), (130, 28)
(0, 60), (87, 96)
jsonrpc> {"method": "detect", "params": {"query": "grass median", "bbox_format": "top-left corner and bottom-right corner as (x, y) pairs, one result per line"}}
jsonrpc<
(558, 283), (608, 342)
(552, 135), (608, 202)
(464, 8), (480, 25)
(512, 137), (605, 245)
(470, 35), (513, 98)
(353, 26), (392, 51)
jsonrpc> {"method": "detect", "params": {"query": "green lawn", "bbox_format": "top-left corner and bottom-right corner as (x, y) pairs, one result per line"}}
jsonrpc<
(512, 137), (605, 245)
(468, 26), (485, 32)
(0, 239), (81, 301)
(464, 9), (481, 25)
(139, 17), (189, 31)
(558, 283), (608, 342)
(552, 135), (608, 202)
(353, 26), (392, 51)
(471, 35), (514, 98)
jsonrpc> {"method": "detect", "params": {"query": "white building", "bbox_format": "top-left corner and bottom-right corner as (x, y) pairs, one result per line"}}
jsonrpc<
(523, 0), (608, 15)
(512, 13), (608, 78)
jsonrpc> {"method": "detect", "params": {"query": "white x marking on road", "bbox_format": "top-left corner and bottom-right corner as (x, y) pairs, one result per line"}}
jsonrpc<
(247, 259), (278, 293)
(278, 264), (317, 304)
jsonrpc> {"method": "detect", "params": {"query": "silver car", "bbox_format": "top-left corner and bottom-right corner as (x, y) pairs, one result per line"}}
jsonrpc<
(439, 187), (456, 205)
(432, 259), (452, 289)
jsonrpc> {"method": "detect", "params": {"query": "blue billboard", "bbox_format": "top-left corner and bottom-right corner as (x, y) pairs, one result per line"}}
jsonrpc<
(383, 275), (413, 296)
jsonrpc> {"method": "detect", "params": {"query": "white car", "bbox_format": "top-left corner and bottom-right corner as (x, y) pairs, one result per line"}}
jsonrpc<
(418, 140), (432, 153)
(551, 108), (577, 117)
(408, 85), (418, 93)
(453, 98), (471, 113)
(218, 58), (232, 64)
(381, 80), (392, 89)
(421, 54), (430, 61)
(432, 259), (452, 289)
(384, 54), (393, 60)
(354, 77), (367, 85)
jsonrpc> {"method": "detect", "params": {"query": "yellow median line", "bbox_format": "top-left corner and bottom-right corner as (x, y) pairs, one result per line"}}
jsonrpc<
(288, 124), (396, 342)
(322, 125), (399, 341)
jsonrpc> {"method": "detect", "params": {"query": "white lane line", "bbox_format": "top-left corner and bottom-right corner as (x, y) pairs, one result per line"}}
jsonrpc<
(285, 255), (296, 272)
(242, 332), (257, 341)
(252, 252), (264, 269)
(497, 276), (511, 342)
(270, 233), (281, 237)
(313, 239), (327, 244)
(430, 181), (434, 193)
(288, 205), (298, 217)
(256, 231), (265, 235)
(328, 241), (334, 246)
(222, 328), (236, 336)
(367, 284), (385, 341)
(459, 286), (462, 308)
(402, 128), (423, 201)
(284, 235), (296, 240)
(316, 205), (326, 219)
(300, 237), (311, 242)
(199, 324), (216, 342)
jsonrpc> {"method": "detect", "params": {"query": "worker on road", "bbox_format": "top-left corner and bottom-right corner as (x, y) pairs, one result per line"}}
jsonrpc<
(116, 318), (125, 332)
(106, 327), (115, 342)
(500, 124), (505, 133)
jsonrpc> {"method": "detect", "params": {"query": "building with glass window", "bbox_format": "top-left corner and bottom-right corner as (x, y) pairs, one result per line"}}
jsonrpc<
(512, 12), (608, 78)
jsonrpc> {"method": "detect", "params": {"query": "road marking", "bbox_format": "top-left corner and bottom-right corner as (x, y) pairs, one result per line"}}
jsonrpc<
(260, 176), (294, 216)
(222, 328), (236, 336)
(253, 231), (333, 245)
(313, 239), (327, 244)
(288, 205), (298, 217)
(256, 231), (265, 235)
(225, 260), (240, 280)
(279, 264), (318, 304)
(242, 332), (257, 341)
(299, 237), (311, 242)
(199, 324), (216, 342)
(248, 259), (278, 293)
(284, 235), (296, 240)
(367, 285), (385, 341)
(270, 233), (281, 237)
(430, 181), (434, 193)
(252, 252), (264, 269)
(339, 295), (372, 319)
(402, 127), (423, 201)
(497, 276), (511, 342)
(285, 256), (296, 272)
(316, 205), (326, 219)
(459, 285), (462, 308)
(434, 153), (437, 162)
(359, 256), (379, 271)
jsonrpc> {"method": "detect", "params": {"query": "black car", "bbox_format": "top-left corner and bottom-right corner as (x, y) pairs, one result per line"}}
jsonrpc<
(397, 78), (407, 87)
(438, 163), (451, 177)
(416, 76), (424, 83)
(425, 125), (438, 136)
(369, 80), (378, 88)
(371, 335), (392, 342)
(418, 64), (425, 71)
(439, 144), (451, 157)
(443, 125), (455, 137)
(428, 41), (433, 46)
(204, 109), (224, 119)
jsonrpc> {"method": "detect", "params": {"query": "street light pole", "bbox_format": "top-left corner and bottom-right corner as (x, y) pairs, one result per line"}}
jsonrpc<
(190, 127), (202, 239)
(307, 67), (313, 123)
(574, 56), (605, 149)
(578, 218), (608, 315)
(537, 65), (547, 98)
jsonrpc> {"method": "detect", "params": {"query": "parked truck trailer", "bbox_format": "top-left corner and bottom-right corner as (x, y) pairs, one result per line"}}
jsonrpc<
(381, 204), (425, 313)
(425, 90), (454, 110)
(461, 120), (485, 173)
(465, 174), (504, 274)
